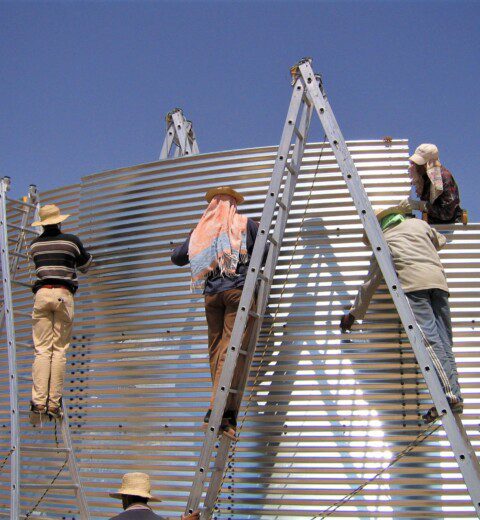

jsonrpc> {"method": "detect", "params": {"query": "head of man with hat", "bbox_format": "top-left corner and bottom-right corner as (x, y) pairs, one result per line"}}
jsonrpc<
(32, 204), (70, 228)
(109, 472), (199, 520)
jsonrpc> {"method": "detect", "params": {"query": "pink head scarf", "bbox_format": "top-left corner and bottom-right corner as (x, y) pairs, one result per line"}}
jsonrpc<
(188, 195), (248, 292)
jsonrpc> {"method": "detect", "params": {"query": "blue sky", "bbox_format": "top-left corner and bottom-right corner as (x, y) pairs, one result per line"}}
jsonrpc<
(1, 0), (479, 220)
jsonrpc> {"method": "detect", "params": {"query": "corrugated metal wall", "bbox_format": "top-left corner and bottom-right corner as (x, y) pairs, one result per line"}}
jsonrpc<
(1, 139), (479, 519)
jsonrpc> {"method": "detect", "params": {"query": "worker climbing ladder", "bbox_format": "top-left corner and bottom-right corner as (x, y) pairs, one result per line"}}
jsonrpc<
(186, 58), (480, 519)
(159, 107), (199, 159)
(0, 176), (90, 519)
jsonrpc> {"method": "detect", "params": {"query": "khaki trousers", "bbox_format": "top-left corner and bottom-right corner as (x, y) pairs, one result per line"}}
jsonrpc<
(31, 287), (74, 408)
(204, 288), (255, 411)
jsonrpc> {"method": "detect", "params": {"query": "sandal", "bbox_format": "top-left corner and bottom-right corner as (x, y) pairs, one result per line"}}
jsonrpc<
(47, 406), (63, 420)
(29, 402), (47, 426)
(422, 406), (440, 424)
(220, 424), (236, 441)
(423, 401), (464, 424)
(220, 414), (236, 441)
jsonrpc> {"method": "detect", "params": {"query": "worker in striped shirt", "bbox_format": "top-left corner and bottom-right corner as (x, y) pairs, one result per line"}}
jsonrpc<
(29, 204), (92, 421)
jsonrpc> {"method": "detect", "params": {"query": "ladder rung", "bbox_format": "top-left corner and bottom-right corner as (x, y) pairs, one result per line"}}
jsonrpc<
(239, 349), (248, 356)
(10, 251), (28, 259)
(11, 280), (32, 288)
(6, 196), (36, 209)
(0, 515), (65, 520)
(257, 273), (269, 283)
(16, 341), (33, 348)
(277, 199), (287, 210)
(269, 236), (278, 246)
(3, 204), (27, 214)
(293, 126), (304, 140)
(228, 388), (238, 395)
(22, 445), (70, 454)
(249, 310), (266, 319)
(6, 222), (37, 235)
(14, 310), (32, 318)
(286, 162), (298, 176)
(22, 483), (78, 490)
(0, 513), (59, 520)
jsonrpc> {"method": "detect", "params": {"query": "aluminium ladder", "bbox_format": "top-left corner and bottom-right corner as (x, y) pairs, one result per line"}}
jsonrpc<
(0, 176), (90, 519)
(159, 108), (199, 159)
(186, 58), (480, 519)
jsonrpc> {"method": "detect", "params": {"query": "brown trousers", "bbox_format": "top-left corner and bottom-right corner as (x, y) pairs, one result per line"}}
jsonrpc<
(204, 288), (255, 411)
(32, 287), (74, 408)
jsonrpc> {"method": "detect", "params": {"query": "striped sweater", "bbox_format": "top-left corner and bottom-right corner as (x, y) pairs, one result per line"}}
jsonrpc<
(29, 225), (92, 294)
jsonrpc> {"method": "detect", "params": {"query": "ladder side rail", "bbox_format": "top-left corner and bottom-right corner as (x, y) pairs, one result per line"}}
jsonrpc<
(0, 178), (20, 519)
(190, 127), (200, 155)
(185, 80), (306, 514)
(201, 102), (314, 518)
(159, 127), (175, 160)
(185, 121), (200, 155)
(256, 103), (313, 311)
(299, 61), (480, 514)
(60, 404), (90, 519)
(215, 99), (314, 427)
(171, 111), (193, 156)
(0, 184), (38, 329)
(7, 199), (30, 273)
(0, 208), (30, 328)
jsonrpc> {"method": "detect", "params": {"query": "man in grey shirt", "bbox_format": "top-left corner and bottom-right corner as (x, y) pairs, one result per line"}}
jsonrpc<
(340, 206), (463, 423)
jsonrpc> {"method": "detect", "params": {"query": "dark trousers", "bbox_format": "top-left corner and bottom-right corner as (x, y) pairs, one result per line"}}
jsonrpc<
(406, 288), (462, 404)
(204, 288), (255, 411)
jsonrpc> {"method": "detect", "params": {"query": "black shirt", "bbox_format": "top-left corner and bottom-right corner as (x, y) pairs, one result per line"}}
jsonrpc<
(109, 508), (167, 520)
(29, 225), (92, 294)
(171, 218), (263, 295)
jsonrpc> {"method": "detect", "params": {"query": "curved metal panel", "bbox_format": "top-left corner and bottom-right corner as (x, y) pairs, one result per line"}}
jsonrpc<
(1, 139), (479, 519)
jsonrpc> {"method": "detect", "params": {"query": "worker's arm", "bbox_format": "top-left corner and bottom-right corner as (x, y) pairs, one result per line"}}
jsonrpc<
(171, 235), (191, 266)
(181, 510), (199, 520)
(428, 225), (447, 251)
(340, 257), (383, 331)
(73, 235), (93, 273)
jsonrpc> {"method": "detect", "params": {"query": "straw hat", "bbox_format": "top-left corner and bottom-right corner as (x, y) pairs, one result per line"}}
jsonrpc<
(109, 472), (161, 501)
(205, 186), (244, 204)
(409, 143), (439, 166)
(32, 204), (70, 227)
(362, 205), (406, 245)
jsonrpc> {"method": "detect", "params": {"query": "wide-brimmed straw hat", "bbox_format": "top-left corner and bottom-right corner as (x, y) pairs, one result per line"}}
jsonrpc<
(409, 143), (439, 166)
(109, 472), (161, 501)
(205, 186), (244, 204)
(362, 205), (407, 245)
(32, 204), (70, 227)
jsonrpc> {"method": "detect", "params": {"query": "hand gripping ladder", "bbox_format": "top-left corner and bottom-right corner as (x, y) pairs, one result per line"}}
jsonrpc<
(159, 107), (200, 159)
(186, 58), (480, 519)
(0, 177), (90, 519)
